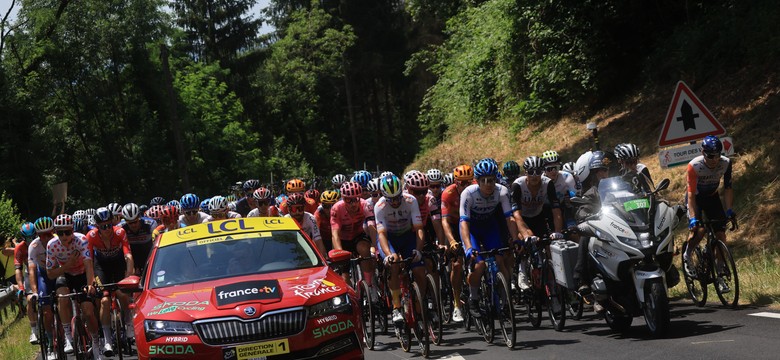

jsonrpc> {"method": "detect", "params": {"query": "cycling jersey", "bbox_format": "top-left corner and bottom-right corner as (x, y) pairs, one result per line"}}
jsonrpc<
(46, 233), (90, 276)
(363, 197), (377, 233)
(330, 198), (371, 241)
(375, 194), (422, 236)
(86, 227), (131, 264)
(13, 241), (28, 270)
(122, 217), (157, 245)
(315, 206), (333, 250)
(235, 197), (253, 217)
(178, 212), (209, 226)
(27, 238), (47, 269)
(285, 212), (322, 242)
(459, 184), (513, 222)
(206, 211), (242, 222)
(305, 198), (318, 214)
(247, 206), (280, 217)
(441, 184), (463, 224)
(549, 171), (577, 202)
(510, 176), (560, 218)
(687, 155), (732, 196)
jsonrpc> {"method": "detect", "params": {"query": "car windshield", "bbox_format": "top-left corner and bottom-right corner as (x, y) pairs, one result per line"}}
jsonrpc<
(149, 230), (321, 289)
(598, 176), (650, 229)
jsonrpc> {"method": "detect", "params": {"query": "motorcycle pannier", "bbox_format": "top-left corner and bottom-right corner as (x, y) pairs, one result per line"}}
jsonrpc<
(550, 240), (579, 290)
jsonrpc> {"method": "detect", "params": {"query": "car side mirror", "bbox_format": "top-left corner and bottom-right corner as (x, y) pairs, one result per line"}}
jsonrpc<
(328, 249), (352, 264)
(118, 275), (143, 292)
(653, 178), (670, 193)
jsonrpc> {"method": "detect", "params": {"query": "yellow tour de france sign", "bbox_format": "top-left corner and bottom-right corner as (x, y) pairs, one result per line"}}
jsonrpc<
(160, 217), (300, 247)
(234, 339), (290, 359)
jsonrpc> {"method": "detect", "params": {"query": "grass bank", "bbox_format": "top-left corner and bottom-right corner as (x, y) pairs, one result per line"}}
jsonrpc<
(0, 300), (37, 360)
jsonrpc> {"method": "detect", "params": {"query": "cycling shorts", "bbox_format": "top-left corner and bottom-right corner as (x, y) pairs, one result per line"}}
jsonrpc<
(130, 241), (153, 273)
(467, 219), (503, 263)
(340, 234), (370, 255)
(94, 256), (127, 285)
(689, 192), (727, 232)
(36, 268), (56, 306)
(377, 232), (424, 269)
(55, 273), (89, 303)
(523, 214), (551, 240)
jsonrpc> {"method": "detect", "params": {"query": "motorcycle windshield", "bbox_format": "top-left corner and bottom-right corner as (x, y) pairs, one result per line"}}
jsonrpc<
(598, 177), (650, 230)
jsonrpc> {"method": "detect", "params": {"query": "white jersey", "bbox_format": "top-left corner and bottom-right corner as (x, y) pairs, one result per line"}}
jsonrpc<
(511, 176), (559, 218)
(27, 237), (47, 269)
(550, 171), (577, 202)
(459, 184), (513, 222)
(374, 193), (422, 235)
(206, 211), (242, 222)
(285, 212), (322, 242)
(178, 212), (209, 226)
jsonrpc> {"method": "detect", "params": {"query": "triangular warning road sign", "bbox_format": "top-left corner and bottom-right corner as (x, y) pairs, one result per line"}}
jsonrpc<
(658, 81), (725, 147)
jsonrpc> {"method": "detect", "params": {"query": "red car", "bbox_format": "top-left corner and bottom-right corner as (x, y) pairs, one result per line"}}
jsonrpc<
(122, 217), (364, 359)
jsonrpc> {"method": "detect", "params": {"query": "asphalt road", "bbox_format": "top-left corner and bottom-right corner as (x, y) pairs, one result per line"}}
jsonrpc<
(36, 300), (780, 360)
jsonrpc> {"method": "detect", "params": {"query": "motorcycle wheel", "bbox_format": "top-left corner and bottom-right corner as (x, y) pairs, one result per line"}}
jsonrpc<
(642, 279), (670, 338)
(604, 308), (632, 332)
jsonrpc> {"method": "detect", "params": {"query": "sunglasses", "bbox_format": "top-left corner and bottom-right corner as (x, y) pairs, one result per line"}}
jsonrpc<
(411, 189), (427, 196)
(56, 230), (73, 237)
(344, 197), (358, 204)
(457, 180), (471, 187)
(527, 169), (543, 176)
(388, 195), (403, 204)
(704, 152), (720, 159)
(429, 184), (441, 190)
(256, 200), (270, 206)
(98, 223), (112, 230)
(544, 166), (559, 172)
(290, 205), (304, 213)
(370, 193), (380, 198)
(478, 177), (496, 184)
(184, 210), (199, 216)
(126, 219), (140, 225)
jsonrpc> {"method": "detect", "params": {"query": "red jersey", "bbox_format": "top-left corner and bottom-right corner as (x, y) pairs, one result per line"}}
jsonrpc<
(305, 198), (318, 214)
(86, 226), (131, 263)
(14, 241), (29, 270)
(315, 206), (332, 245)
(330, 198), (371, 241)
(441, 183), (463, 224)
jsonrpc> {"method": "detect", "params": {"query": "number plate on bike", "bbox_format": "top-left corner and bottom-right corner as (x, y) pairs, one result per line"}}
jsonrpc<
(222, 339), (289, 360)
(623, 199), (650, 211)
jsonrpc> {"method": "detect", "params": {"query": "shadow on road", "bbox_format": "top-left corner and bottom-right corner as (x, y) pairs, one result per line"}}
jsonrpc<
(519, 338), (581, 350)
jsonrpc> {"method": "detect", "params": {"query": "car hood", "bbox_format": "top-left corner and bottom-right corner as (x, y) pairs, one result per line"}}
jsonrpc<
(141, 266), (347, 321)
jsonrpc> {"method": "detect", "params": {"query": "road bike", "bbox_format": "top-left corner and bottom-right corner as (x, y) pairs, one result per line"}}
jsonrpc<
(682, 219), (740, 308)
(387, 256), (430, 358)
(521, 236), (567, 331)
(471, 246), (516, 348)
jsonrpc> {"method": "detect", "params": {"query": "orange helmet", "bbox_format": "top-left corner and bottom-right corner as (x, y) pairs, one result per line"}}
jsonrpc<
(453, 165), (474, 181)
(286, 178), (306, 193)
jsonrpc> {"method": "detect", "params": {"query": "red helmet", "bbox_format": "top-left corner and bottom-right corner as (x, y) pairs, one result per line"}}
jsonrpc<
(287, 193), (306, 206)
(404, 170), (429, 190)
(161, 205), (179, 222)
(304, 189), (320, 201)
(340, 181), (363, 198)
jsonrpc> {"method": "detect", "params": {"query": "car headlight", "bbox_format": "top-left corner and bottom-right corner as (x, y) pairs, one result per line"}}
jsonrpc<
(308, 294), (351, 318)
(144, 320), (195, 341)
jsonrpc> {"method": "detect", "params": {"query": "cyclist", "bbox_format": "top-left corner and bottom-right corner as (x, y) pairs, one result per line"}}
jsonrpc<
(375, 175), (426, 325)
(511, 156), (564, 290)
(235, 179), (260, 217)
(153, 205), (181, 240)
(407, 170), (445, 284)
(614, 143), (654, 193)
(247, 187), (280, 217)
(561, 161), (582, 194)
(684, 135), (735, 293)
(149, 197), (166, 207)
(179, 193), (208, 226)
(121, 203), (157, 275)
(331, 174), (347, 191)
(316, 190), (340, 252)
(285, 193), (326, 255)
(304, 189), (321, 214)
(46, 214), (100, 358)
(106, 203), (123, 226)
(352, 170), (373, 198)
(86, 208), (135, 356)
(461, 159), (519, 317)
(541, 150), (577, 229)
(200, 198), (211, 215)
(145, 205), (164, 227)
(502, 160), (521, 186)
(28, 219), (58, 359)
(207, 196), (242, 221)
(442, 173), (454, 188)
(10, 222), (37, 344)
(440, 165), (473, 322)
(279, 178), (306, 215)
(330, 181), (376, 293)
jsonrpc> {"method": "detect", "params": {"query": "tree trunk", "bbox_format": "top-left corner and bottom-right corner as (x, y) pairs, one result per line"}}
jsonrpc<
(160, 44), (191, 191)
(343, 57), (358, 169)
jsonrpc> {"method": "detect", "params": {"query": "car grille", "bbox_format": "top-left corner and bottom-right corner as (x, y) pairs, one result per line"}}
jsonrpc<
(194, 308), (307, 346)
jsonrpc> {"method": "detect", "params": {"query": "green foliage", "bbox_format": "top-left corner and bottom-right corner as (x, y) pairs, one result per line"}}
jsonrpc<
(0, 193), (23, 238)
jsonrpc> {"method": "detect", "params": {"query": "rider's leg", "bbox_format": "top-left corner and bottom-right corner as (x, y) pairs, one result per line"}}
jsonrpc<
(357, 240), (375, 287)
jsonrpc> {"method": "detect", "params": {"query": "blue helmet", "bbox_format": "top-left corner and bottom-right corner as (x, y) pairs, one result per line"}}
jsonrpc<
(352, 170), (372, 188)
(200, 198), (211, 214)
(473, 159), (499, 178)
(701, 135), (722, 155)
(166, 200), (180, 210)
(20, 222), (36, 238)
(180, 193), (200, 210)
(94, 207), (112, 223)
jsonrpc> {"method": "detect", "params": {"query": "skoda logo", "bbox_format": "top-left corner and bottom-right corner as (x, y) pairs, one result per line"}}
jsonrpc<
(244, 306), (257, 317)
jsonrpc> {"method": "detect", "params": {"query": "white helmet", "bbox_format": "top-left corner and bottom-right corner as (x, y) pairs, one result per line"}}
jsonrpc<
(574, 151), (594, 181)
(122, 203), (141, 221)
(208, 196), (228, 213)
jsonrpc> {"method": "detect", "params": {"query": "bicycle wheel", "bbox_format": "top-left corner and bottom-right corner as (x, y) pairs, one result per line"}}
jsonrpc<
(439, 265), (454, 325)
(565, 289), (584, 320)
(714, 241), (740, 308)
(358, 281), (376, 350)
(411, 282), (430, 358)
(477, 276), (494, 344)
(461, 275), (473, 331)
(544, 261), (566, 331)
(682, 243), (707, 307)
(72, 316), (88, 360)
(377, 266), (390, 334)
(52, 303), (66, 360)
(35, 300), (48, 359)
(496, 272), (516, 348)
(113, 299), (125, 360)
(424, 274), (443, 345)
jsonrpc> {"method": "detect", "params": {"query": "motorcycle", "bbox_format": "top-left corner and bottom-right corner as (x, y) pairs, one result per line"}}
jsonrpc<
(572, 176), (685, 338)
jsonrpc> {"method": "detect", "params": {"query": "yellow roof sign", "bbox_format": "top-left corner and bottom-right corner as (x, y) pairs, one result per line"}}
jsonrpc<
(159, 217), (300, 248)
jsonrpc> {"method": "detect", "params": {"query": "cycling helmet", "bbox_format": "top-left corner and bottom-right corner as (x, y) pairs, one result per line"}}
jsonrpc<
(442, 173), (454, 187)
(541, 150), (560, 165)
(701, 135), (722, 155)
(587, 151), (609, 178)
(379, 171), (395, 179)
(107, 202), (123, 216)
(502, 160), (521, 178)
(208, 196), (229, 213)
(180, 193), (200, 210)
(200, 199), (210, 214)
(252, 187), (272, 201)
(166, 200), (181, 210)
(94, 207), (112, 223)
(380, 175), (403, 198)
(228, 201), (237, 212)
(54, 214), (73, 229)
(320, 190), (340, 205)
(85, 208), (96, 217)
(404, 170), (429, 190)
(426, 169), (444, 184)
(473, 159), (498, 178)
(150, 197), (166, 206)
(287, 193), (306, 206)
(351, 170), (372, 188)
(34, 217), (54, 233)
(225, 194), (237, 202)
(562, 161), (576, 174)
(161, 205), (179, 223)
(340, 181), (362, 198)
(122, 203), (141, 221)
(243, 179), (261, 192)
(366, 178), (380, 193)
(331, 174), (347, 186)
(286, 178), (306, 193)
(72, 210), (87, 221)
(523, 156), (545, 171)
(146, 205), (164, 221)
(614, 143), (640, 160)
(304, 189), (320, 201)
(20, 222), (36, 238)
(453, 165), (474, 181)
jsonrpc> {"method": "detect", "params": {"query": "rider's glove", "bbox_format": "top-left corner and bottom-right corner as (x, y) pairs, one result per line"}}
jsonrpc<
(726, 209), (738, 230)
(412, 249), (422, 263)
(465, 247), (476, 259)
(688, 217), (700, 230)
(524, 236), (539, 248)
(726, 209), (736, 219)
(550, 232), (564, 240)
(383, 255), (394, 266)
(16, 289), (24, 298)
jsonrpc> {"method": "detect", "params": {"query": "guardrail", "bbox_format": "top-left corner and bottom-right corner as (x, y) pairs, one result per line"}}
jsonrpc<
(0, 285), (21, 326)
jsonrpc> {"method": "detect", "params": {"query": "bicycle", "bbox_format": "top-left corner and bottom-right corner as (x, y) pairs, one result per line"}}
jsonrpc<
(387, 256), (429, 358)
(344, 255), (378, 350)
(57, 288), (93, 360)
(95, 280), (141, 359)
(468, 246), (515, 348)
(421, 248), (445, 346)
(682, 219), (740, 308)
(521, 235), (567, 331)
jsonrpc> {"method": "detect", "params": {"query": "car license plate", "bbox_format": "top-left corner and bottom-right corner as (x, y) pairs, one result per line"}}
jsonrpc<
(223, 339), (290, 360)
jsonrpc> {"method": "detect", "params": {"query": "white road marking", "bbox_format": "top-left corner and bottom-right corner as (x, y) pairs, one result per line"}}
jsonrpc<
(748, 312), (780, 319)
(441, 353), (467, 360)
(691, 340), (735, 345)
